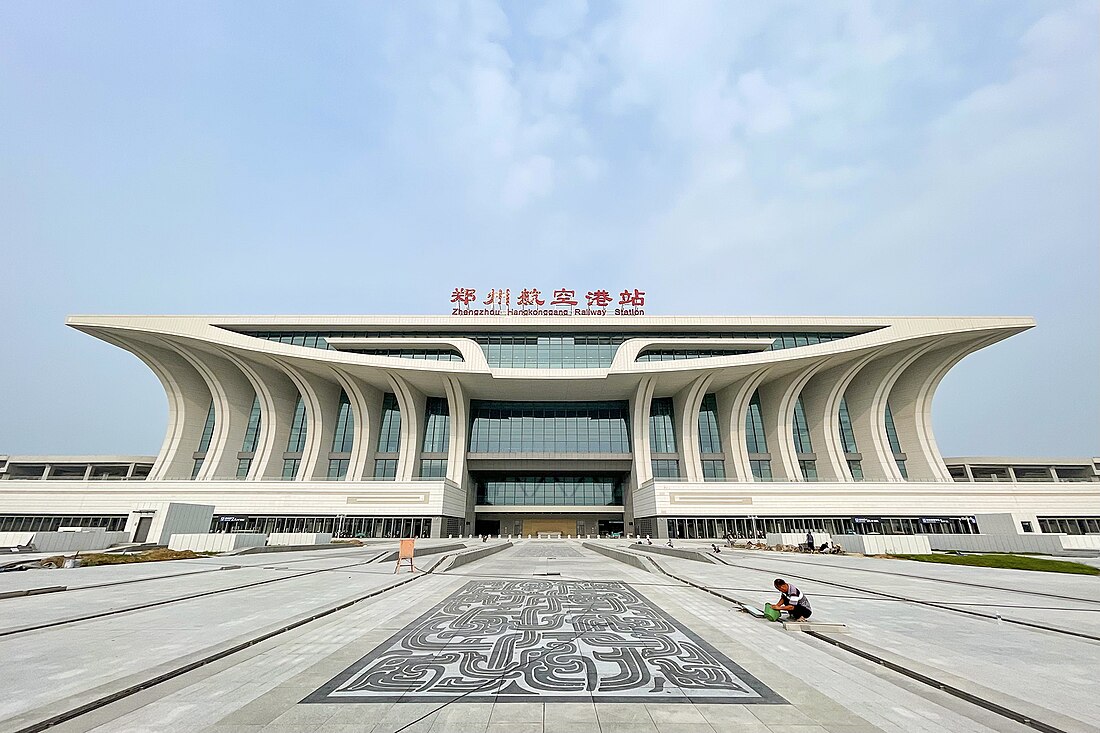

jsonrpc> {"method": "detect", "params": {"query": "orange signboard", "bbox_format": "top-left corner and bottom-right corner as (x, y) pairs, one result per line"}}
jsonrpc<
(395, 538), (416, 573)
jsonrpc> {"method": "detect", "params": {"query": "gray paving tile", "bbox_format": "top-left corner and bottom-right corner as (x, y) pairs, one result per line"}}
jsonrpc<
(650, 724), (717, 733)
(750, 703), (819, 725)
(543, 701), (597, 724)
(263, 706), (336, 729)
(368, 703), (442, 733)
(693, 703), (764, 725)
(428, 703), (493, 733)
(324, 702), (397, 724)
(645, 703), (711, 727)
(488, 702), (543, 723)
(484, 723), (542, 733)
(595, 702), (656, 722)
(596, 724), (660, 733)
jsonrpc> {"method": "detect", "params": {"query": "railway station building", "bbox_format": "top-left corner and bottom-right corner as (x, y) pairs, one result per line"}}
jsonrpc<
(1, 311), (1098, 540)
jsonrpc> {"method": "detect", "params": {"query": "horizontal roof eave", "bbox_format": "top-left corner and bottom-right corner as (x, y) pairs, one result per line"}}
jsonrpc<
(65, 314), (1037, 334)
(944, 456), (1099, 466)
(1, 455), (156, 464)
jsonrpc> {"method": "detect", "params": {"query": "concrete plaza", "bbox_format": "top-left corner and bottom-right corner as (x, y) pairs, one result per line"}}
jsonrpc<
(0, 540), (1097, 733)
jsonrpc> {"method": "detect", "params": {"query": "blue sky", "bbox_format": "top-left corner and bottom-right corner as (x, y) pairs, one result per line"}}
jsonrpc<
(1, 1), (1096, 457)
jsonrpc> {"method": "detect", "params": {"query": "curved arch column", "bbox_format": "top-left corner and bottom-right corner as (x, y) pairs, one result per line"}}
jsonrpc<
(442, 376), (468, 485)
(94, 332), (212, 481)
(221, 350), (305, 481)
(630, 377), (657, 485)
(331, 367), (383, 481)
(717, 368), (769, 481)
(164, 340), (256, 481)
(673, 374), (715, 482)
(276, 361), (344, 481)
(386, 371), (425, 482)
(799, 350), (882, 481)
(844, 342), (938, 482)
(888, 336), (1002, 481)
(757, 360), (826, 482)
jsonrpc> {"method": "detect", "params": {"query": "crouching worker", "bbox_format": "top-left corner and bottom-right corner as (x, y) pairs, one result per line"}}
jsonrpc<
(772, 578), (812, 621)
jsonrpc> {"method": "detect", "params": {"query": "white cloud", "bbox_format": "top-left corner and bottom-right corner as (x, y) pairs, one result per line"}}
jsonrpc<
(527, 0), (588, 40)
(503, 154), (555, 208)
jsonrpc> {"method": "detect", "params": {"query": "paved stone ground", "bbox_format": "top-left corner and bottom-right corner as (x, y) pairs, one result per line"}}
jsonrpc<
(2, 540), (1094, 732)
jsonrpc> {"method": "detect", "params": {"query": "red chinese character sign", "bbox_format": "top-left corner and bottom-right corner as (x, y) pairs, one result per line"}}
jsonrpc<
(449, 288), (647, 316)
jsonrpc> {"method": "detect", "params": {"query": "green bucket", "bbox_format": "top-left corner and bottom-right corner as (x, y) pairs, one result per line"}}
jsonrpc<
(763, 603), (781, 622)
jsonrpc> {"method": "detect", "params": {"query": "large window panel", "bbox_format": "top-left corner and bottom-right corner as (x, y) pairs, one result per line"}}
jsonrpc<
(476, 476), (623, 506)
(649, 397), (677, 454)
(377, 394), (401, 453)
(468, 401), (629, 453)
(331, 390), (354, 453)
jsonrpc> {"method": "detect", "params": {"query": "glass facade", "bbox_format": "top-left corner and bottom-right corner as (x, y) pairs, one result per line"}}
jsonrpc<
(743, 390), (771, 479)
(750, 458), (773, 480)
(649, 397), (677, 453)
(666, 515), (978, 540)
(327, 458), (349, 479)
(698, 393), (724, 481)
(652, 459), (681, 478)
(792, 397), (812, 454)
(0, 514), (128, 532)
(702, 459), (726, 480)
(242, 396), (262, 451)
(884, 402), (908, 478)
(483, 335), (616, 368)
(211, 514), (433, 539)
(422, 397), (450, 453)
(377, 394), (401, 453)
(698, 394), (721, 454)
(286, 396), (308, 451)
(238, 330), (863, 368)
(419, 397), (449, 478)
(331, 390), (354, 453)
(637, 349), (754, 361)
(419, 458), (447, 477)
(838, 397), (863, 481)
(328, 389), (352, 479)
(468, 401), (630, 453)
(236, 395), (262, 478)
(792, 396), (817, 480)
(744, 391), (767, 454)
(348, 348), (462, 361)
(373, 393), (401, 480)
(283, 395), (307, 479)
(193, 399), (216, 479)
(648, 397), (679, 478)
(1039, 517), (1100, 535)
(838, 397), (858, 453)
(476, 476), (623, 506)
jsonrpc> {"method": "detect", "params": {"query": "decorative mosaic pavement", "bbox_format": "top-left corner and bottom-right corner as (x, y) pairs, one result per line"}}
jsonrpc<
(304, 579), (783, 704)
